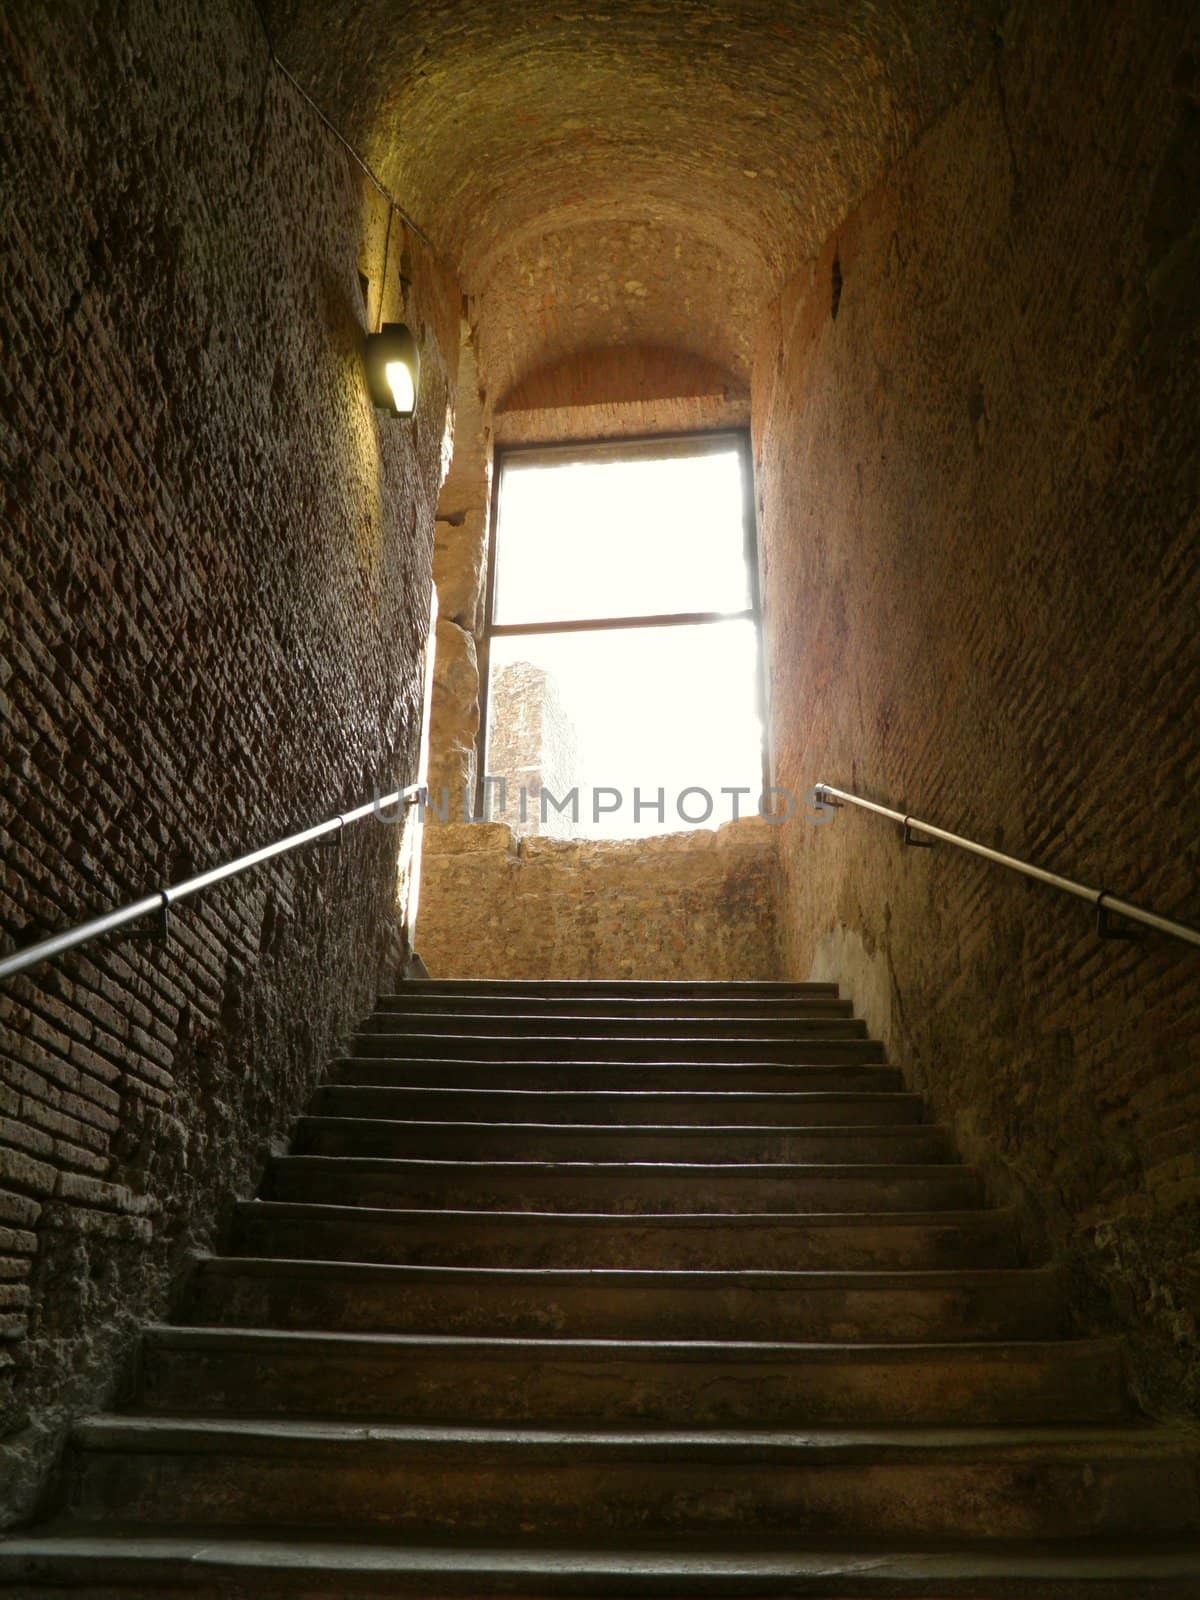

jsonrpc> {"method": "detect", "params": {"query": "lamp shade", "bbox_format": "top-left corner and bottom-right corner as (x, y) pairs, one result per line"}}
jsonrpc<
(365, 322), (420, 417)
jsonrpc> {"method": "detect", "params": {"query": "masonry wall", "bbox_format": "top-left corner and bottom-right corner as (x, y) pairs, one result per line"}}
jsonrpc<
(420, 820), (781, 981)
(0, 0), (458, 1519)
(428, 331), (489, 817)
(486, 661), (581, 840)
(755, 0), (1200, 1415)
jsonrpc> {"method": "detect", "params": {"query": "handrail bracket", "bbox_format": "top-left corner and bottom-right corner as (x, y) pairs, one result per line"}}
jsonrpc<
(1096, 895), (1142, 943)
(0, 782), (426, 985)
(902, 817), (935, 849)
(813, 780), (1199, 951)
(311, 817), (346, 850)
(125, 892), (171, 946)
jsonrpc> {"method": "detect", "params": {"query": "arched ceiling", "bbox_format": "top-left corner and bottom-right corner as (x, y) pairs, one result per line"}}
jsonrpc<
(262, 0), (1002, 400)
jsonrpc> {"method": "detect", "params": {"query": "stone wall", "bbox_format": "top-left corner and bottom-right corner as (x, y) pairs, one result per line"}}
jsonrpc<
(0, 0), (458, 1520)
(487, 661), (581, 839)
(755, 0), (1200, 1417)
(419, 820), (781, 980)
(428, 330), (489, 816)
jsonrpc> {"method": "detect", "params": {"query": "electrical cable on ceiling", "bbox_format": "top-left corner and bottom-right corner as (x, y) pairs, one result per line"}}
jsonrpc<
(250, 0), (441, 259)
(377, 202), (394, 333)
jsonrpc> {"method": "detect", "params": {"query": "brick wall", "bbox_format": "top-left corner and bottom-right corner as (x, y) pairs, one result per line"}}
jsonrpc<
(755, 0), (1200, 1416)
(0, 0), (458, 1519)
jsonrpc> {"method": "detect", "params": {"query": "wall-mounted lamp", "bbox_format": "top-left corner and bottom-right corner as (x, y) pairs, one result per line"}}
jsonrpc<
(365, 322), (420, 418)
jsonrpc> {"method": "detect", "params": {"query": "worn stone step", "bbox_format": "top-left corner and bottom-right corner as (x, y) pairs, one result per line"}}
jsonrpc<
(332, 1057), (905, 1093)
(65, 1416), (1200, 1541)
(138, 1326), (1129, 1428)
(232, 1201), (1024, 1270)
(292, 1117), (954, 1166)
(264, 1155), (984, 1214)
(312, 1084), (926, 1127)
(350, 1033), (886, 1064)
(17, 965), (1182, 1592)
(12, 1533), (1200, 1598)
(378, 993), (855, 1019)
(397, 979), (840, 999)
(362, 1013), (869, 1040)
(183, 1256), (1066, 1341)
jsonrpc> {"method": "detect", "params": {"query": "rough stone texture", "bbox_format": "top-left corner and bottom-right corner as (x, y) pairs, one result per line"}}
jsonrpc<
(501, 348), (746, 417)
(754, 0), (1200, 1418)
(473, 221), (760, 400)
(427, 333), (489, 817)
(495, 348), (751, 445)
(419, 821), (781, 980)
(486, 663), (581, 840)
(259, 0), (1002, 397)
(0, 0), (458, 1523)
(433, 335), (490, 636)
(496, 394), (752, 447)
(427, 619), (482, 818)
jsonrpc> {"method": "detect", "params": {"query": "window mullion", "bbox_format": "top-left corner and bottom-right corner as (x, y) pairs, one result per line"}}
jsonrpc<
(490, 609), (755, 639)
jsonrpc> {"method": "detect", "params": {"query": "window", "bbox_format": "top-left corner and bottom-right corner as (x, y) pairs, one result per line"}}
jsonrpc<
(479, 434), (767, 840)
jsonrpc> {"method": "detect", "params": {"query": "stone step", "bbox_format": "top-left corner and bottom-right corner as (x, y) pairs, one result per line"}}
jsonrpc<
(232, 1201), (1024, 1270)
(349, 1033), (886, 1064)
(362, 1013), (869, 1040)
(396, 979), (841, 998)
(312, 1084), (926, 1127)
(378, 993), (856, 1018)
(184, 1256), (1067, 1341)
(331, 1057), (905, 1093)
(15, 968), (1184, 1592)
(12, 1533), (1200, 1597)
(292, 1117), (954, 1165)
(137, 1326), (1129, 1429)
(64, 1416), (1200, 1541)
(264, 1155), (985, 1214)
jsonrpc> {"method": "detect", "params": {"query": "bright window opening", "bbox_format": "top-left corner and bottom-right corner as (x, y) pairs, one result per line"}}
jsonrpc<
(481, 435), (766, 840)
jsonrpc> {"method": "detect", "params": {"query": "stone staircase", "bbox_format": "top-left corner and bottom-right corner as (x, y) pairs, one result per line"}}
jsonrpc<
(4, 978), (1200, 1595)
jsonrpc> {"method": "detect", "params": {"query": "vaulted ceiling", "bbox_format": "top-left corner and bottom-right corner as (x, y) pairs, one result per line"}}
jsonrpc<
(262, 0), (1002, 400)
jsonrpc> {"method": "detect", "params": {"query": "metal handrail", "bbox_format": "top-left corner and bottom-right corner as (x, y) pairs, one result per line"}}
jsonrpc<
(814, 783), (1200, 950)
(0, 783), (427, 983)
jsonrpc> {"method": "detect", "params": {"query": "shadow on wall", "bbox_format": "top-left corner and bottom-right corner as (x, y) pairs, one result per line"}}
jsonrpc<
(809, 924), (898, 1056)
(0, 0), (458, 1526)
(756, 2), (1200, 1419)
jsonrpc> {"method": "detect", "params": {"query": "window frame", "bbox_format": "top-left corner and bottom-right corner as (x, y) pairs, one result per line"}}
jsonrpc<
(476, 429), (770, 824)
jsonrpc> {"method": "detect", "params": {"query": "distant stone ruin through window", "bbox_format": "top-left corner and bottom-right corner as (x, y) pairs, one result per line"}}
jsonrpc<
(479, 434), (767, 840)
